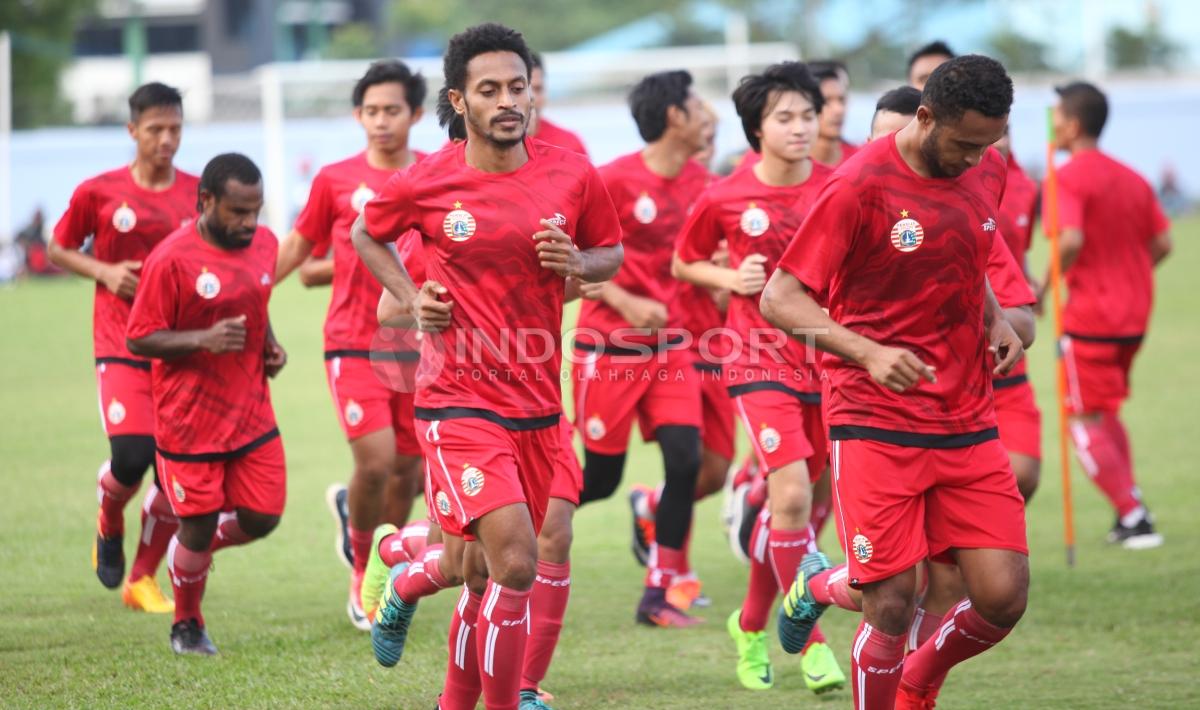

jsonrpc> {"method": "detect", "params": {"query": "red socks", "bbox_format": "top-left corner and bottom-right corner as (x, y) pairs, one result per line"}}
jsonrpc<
(810, 498), (833, 538)
(521, 560), (571, 690)
(97, 461), (139, 537)
(906, 606), (944, 653)
(128, 486), (178, 581)
(645, 544), (687, 590)
(739, 510), (776, 632)
(396, 544), (451, 603)
(348, 525), (373, 576)
(808, 564), (862, 612)
(478, 581), (532, 710)
(168, 537), (211, 625)
(850, 621), (907, 710)
(902, 600), (1012, 691)
(1070, 414), (1142, 517)
(209, 511), (254, 552)
(441, 588), (484, 710)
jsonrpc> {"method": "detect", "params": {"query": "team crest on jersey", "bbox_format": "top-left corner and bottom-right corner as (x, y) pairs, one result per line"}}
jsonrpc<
(981, 217), (997, 232)
(195, 268), (221, 299)
(758, 425), (781, 454)
(112, 203), (137, 233)
(344, 400), (364, 426)
(106, 398), (126, 426)
(851, 533), (874, 563)
(889, 210), (924, 253)
(461, 465), (485, 497)
(172, 477), (186, 503)
(351, 183), (376, 213)
(443, 201), (477, 242)
(633, 193), (657, 224)
(436, 491), (452, 517)
(740, 202), (770, 237)
(585, 415), (606, 441)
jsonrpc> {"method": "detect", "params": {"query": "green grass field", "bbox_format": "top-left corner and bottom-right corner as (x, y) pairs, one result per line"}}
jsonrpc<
(2, 217), (1198, 709)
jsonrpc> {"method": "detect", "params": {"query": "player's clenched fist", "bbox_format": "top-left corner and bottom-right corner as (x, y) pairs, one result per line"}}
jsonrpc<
(534, 219), (583, 277)
(863, 344), (937, 393)
(731, 253), (768, 296)
(100, 260), (142, 300)
(264, 338), (287, 378)
(202, 315), (247, 353)
(415, 280), (454, 333)
(988, 317), (1024, 375)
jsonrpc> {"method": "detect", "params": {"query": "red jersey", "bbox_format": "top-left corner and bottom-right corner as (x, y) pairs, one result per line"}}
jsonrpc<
(778, 135), (1008, 443)
(997, 155), (1038, 262)
(293, 150), (427, 353)
(126, 223), (279, 456)
(987, 230), (1037, 380)
(53, 167), (200, 362)
(533, 118), (589, 158)
(363, 137), (621, 424)
(739, 140), (857, 174)
(1054, 149), (1169, 339)
(576, 152), (710, 346)
(677, 162), (833, 393)
(816, 139), (860, 168)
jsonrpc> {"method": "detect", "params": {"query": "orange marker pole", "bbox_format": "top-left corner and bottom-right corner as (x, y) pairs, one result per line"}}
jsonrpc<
(1044, 107), (1076, 567)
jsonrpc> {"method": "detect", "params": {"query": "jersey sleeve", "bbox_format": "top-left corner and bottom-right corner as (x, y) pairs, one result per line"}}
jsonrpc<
(776, 177), (862, 295)
(986, 233), (1035, 309)
(126, 251), (179, 341)
(293, 172), (336, 246)
(1055, 179), (1084, 232)
(52, 182), (97, 249)
(573, 165), (622, 250)
(362, 171), (418, 243)
(675, 192), (722, 263)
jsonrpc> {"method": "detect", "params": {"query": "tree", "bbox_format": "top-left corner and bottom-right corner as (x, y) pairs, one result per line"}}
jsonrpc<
(324, 22), (381, 60)
(1108, 20), (1179, 70)
(988, 29), (1052, 73)
(1, 0), (97, 128)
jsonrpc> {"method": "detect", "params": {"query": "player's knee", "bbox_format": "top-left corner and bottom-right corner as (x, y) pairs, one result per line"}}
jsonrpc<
(236, 510), (281, 539)
(537, 519), (573, 562)
(1014, 459), (1041, 502)
(489, 544), (538, 591)
(863, 583), (917, 636)
(695, 452), (729, 499)
(657, 426), (701, 479)
(579, 450), (626, 504)
(971, 562), (1029, 628)
(109, 435), (156, 487)
(177, 514), (218, 551)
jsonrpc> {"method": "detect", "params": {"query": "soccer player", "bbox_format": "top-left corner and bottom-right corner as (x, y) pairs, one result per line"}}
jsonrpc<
(352, 23), (623, 710)
(274, 59), (428, 630)
(766, 56), (1029, 709)
(48, 82), (197, 613)
(529, 52), (589, 157)
(125, 153), (286, 655)
(807, 60), (858, 168)
(1047, 81), (1171, 548)
(572, 69), (710, 627)
(674, 61), (845, 694)
(907, 41), (955, 90)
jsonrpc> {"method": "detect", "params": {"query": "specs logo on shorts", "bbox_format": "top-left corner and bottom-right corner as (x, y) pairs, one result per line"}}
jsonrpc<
(112, 202), (137, 233)
(634, 192), (658, 225)
(195, 268), (221, 299)
(436, 491), (452, 516)
(585, 415), (606, 441)
(740, 202), (770, 237)
(852, 533), (874, 563)
(981, 217), (997, 232)
(351, 182), (376, 213)
(172, 477), (186, 503)
(890, 209), (924, 253)
(758, 425), (781, 454)
(344, 400), (364, 427)
(461, 464), (485, 497)
(443, 201), (477, 242)
(106, 398), (126, 425)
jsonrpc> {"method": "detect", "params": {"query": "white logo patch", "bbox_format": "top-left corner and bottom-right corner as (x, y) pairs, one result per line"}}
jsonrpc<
(106, 399), (126, 425)
(436, 491), (452, 516)
(461, 466), (485, 497)
(195, 270), (221, 299)
(112, 203), (137, 233)
(890, 216), (925, 253)
(443, 202), (477, 242)
(758, 426), (781, 454)
(981, 217), (997, 232)
(548, 212), (568, 228)
(585, 415), (606, 441)
(852, 533), (874, 563)
(633, 193), (657, 224)
(351, 183), (377, 213)
(344, 400), (364, 427)
(740, 203), (770, 237)
(173, 478), (187, 503)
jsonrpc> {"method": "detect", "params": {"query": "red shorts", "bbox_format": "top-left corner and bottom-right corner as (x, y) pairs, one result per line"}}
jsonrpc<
(829, 436), (1027, 588)
(157, 435), (287, 518)
(573, 345), (702, 454)
(418, 416), (558, 541)
(326, 355), (420, 456)
(731, 384), (817, 479)
(550, 419), (584, 505)
(95, 360), (155, 437)
(994, 377), (1041, 459)
(697, 365), (735, 461)
(1062, 336), (1142, 414)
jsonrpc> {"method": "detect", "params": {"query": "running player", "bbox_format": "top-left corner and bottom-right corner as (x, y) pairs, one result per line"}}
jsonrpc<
(352, 24), (623, 710)
(907, 41), (955, 90)
(274, 59), (427, 630)
(48, 82), (196, 613)
(807, 61), (858, 168)
(1047, 81), (1171, 548)
(674, 61), (845, 694)
(572, 69), (710, 628)
(126, 153), (286, 655)
(529, 52), (588, 156)
(768, 56), (1029, 709)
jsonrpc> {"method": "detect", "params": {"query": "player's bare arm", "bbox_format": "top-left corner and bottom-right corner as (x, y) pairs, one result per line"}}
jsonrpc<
(760, 268), (936, 393)
(532, 218), (623, 282)
(350, 212), (420, 314)
(273, 229), (316, 283)
(264, 322), (287, 378)
(984, 278), (1024, 375)
(1150, 229), (1173, 266)
(593, 279), (667, 330)
(672, 251), (766, 296)
(1037, 227), (1084, 309)
(376, 288), (417, 328)
(298, 255), (334, 287)
(47, 241), (142, 300)
(127, 314), (248, 360)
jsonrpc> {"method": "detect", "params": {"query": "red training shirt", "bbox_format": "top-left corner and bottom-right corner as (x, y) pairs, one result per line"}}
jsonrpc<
(997, 154), (1038, 265)
(533, 118), (589, 158)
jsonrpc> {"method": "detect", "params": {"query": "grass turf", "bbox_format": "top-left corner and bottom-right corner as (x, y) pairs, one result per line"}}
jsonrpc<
(1, 215), (1197, 709)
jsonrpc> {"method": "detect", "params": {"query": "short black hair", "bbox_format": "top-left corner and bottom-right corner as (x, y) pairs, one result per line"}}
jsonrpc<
(806, 60), (848, 84)
(628, 70), (693, 143)
(353, 59), (427, 112)
(128, 82), (182, 122)
(1056, 81), (1108, 138)
(921, 54), (1012, 121)
(530, 51), (544, 72)
(199, 153), (261, 207)
(437, 85), (467, 141)
(732, 61), (824, 152)
(908, 41), (956, 72)
(443, 23), (534, 93)
(875, 85), (922, 116)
